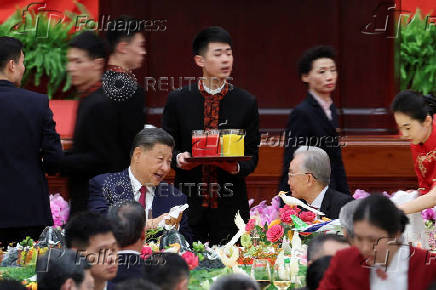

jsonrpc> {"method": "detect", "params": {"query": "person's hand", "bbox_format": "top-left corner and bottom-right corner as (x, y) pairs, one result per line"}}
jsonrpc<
(146, 213), (168, 229)
(177, 152), (200, 170)
(212, 161), (239, 174)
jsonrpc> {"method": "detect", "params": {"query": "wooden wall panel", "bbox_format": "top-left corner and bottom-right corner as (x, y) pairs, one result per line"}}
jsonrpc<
(98, 0), (400, 135)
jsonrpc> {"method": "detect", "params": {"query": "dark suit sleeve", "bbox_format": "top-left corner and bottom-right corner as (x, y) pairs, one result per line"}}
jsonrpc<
(88, 176), (109, 213)
(331, 146), (351, 195)
(41, 97), (63, 174)
(61, 102), (124, 175)
(162, 91), (183, 168)
(236, 97), (260, 177)
(179, 194), (193, 244)
(279, 108), (313, 191)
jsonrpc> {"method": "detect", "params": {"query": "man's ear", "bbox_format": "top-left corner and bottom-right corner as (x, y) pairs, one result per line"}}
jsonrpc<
(301, 73), (309, 83)
(61, 278), (74, 290)
(115, 41), (128, 54)
(132, 147), (142, 162)
(194, 55), (204, 68)
(94, 58), (105, 71)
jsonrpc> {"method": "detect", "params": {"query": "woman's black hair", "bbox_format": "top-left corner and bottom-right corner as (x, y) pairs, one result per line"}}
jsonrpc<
(353, 194), (409, 236)
(391, 90), (436, 122)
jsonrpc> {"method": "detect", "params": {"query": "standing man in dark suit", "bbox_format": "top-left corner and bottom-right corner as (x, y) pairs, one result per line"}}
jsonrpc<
(61, 30), (145, 216)
(107, 201), (147, 285)
(0, 37), (62, 247)
(162, 27), (260, 245)
(287, 146), (353, 219)
(88, 128), (192, 242)
(279, 46), (350, 195)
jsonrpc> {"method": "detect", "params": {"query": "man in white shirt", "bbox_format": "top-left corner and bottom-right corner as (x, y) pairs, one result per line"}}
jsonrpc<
(287, 146), (353, 219)
(88, 128), (192, 242)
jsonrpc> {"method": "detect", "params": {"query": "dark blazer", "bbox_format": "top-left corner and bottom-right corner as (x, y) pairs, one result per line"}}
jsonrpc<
(60, 87), (145, 214)
(0, 80), (62, 228)
(319, 187), (354, 219)
(88, 169), (192, 243)
(162, 83), (260, 229)
(111, 252), (146, 285)
(279, 93), (350, 195)
(319, 246), (436, 290)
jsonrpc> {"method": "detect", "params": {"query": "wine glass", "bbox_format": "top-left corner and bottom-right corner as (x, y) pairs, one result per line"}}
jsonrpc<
(250, 259), (271, 289)
(272, 262), (292, 290)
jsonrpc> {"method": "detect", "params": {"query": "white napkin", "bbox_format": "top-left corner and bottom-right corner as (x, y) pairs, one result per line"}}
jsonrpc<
(158, 204), (189, 230)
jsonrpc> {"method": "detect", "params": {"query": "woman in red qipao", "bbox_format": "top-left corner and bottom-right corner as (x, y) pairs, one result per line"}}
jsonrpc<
(391, 90), (436, 214)
(318, 195), (436, 290)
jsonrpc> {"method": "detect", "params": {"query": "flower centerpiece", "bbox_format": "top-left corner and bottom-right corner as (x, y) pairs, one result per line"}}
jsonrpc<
(238, 194), (324, 265)
(421, 208), (436, 250)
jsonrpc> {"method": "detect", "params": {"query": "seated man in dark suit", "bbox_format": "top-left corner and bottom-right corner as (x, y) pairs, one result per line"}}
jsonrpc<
(88, 128), (192, 242)
(286, 146), (353, 219)
(107, 201), (147, 285)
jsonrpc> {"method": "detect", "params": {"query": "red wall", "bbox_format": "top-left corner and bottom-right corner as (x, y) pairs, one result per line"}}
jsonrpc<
(401, 0), (434, 15)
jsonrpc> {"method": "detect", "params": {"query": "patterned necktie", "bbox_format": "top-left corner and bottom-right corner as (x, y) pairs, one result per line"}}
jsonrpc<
(198, 80), (229, 208)
(139, 186), (146, 208)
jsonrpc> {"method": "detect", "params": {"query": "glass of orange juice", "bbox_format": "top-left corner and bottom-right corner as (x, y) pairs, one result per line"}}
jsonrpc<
(221, 129), (245, 156)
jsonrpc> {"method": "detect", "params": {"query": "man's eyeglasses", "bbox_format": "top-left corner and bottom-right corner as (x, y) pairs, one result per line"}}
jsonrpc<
(288, 171), (317, 179)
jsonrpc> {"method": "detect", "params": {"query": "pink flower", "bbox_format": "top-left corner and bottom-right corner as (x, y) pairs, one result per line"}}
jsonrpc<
(353, 189), (370, 200)
(245, 219), (256, 232)
(422, 208), (436, 221)
(50, 193), (70, 227)
(181, 251), (199, 270)
(266, 224), (284, 243)
(299, 211), (316, 223)
(279, 207), (293, 224)
(140, 246), (153, 259)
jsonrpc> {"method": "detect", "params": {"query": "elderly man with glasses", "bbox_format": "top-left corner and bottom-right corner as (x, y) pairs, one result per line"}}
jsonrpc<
(286, 146), (353, 219)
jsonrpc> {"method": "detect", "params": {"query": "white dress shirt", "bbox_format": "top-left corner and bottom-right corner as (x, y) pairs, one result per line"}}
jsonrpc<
(128, 167), (155, 219)
(370, 245), (409, 290)
(310, 89), (333, 120)
(310, 186), (328, 209)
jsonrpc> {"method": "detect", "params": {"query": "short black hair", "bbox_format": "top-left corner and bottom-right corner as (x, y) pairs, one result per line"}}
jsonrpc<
(306, 255), (332, 290)
(353, 194), (409, 236)
(192, 26), (232, 56)
(106, 15), (144, 54)
(0, 36), (23, 70)
(210, 274), (259, 290)
(107, 201), (145, 247)
(69, 31), (107, 60)
(114, 278), (161, 290)
(391, 90), (436, 122)
(65, 211), (113, 248)
(0, 280), (26, 290)
(145, 253), (189, 290)
(37, 248), (91, 290)
(307, 234), (348, 261)
(130, 128), (175, 157)
(297, 45), (336, 77)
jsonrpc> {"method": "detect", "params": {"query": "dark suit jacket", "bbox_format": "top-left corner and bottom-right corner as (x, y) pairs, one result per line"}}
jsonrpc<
(60, 87), (145, 214)
(279, 93), (350, 195)
(319, 187), (354, 219)
(0, 80), (62, 228)
(162, 83), (260, 227)
(319, 246), (436, 290)
(88, 169), (192, 242)
(111, 252), (146, 285)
